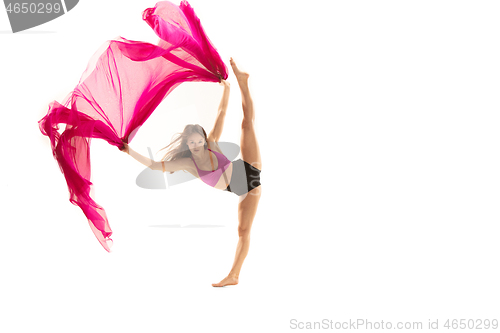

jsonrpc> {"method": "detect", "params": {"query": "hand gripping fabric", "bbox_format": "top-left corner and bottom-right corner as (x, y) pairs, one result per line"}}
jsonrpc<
(38, 1), (228, 252)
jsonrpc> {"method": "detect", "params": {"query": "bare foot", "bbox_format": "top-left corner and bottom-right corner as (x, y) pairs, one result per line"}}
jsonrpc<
(230, 57), (249, 82)
(212, 274), (239, 287)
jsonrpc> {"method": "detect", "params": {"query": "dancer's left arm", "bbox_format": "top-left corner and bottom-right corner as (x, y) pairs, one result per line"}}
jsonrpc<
(121, 143), (186, 172)
(208, 80), (230, 142)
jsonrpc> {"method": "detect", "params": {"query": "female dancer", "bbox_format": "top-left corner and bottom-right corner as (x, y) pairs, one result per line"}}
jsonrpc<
(121, 58), (262, 287)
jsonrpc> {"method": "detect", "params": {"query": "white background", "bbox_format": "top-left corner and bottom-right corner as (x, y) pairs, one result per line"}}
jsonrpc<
(1, 0), (499, 332)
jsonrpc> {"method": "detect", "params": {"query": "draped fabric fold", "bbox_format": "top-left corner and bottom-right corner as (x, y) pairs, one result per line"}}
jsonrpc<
(38, 0), (227, 252)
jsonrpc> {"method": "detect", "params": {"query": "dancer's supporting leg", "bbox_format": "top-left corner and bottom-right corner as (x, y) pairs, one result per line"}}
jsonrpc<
(212, 58), (262, 287)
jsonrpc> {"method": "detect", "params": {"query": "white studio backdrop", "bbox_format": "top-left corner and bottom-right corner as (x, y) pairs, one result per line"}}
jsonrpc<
(1, 0), (500, 332)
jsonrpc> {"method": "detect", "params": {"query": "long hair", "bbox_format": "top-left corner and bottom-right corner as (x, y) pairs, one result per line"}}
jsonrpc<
(157, 124), (208, 174)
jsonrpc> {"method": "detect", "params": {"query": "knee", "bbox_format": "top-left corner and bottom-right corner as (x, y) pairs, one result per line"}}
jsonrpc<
(241, 118), (254, 130)
(238, 225), (251, 238)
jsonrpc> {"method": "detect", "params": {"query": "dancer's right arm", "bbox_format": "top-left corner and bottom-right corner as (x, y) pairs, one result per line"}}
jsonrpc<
(122, 143), (186, 172)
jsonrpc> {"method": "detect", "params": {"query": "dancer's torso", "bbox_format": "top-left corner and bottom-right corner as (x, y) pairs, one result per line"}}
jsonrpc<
(186, 144), (233, 190)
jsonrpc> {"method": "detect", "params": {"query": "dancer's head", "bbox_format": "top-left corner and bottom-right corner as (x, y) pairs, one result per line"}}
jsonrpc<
(183, 124), (209, 154)
(158, 124), (208, 171)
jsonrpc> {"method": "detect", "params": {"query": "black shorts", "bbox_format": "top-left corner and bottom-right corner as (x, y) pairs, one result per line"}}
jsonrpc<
(224, 159), (261, 196)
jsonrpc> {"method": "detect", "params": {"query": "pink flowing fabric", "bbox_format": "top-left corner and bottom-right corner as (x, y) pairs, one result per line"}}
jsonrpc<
(38, 1), (227, 252)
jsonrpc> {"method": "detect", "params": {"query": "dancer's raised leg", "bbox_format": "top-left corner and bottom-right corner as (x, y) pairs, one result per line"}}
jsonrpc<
(231, 58), (261, 172)
(212, 58), (262, 287)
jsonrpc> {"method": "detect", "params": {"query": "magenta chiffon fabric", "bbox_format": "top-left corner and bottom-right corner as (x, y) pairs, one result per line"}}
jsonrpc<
(38, 1), (227, 252)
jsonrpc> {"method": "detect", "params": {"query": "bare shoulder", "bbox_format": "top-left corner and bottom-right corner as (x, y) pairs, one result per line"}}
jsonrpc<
(178, 157), (194, 170)
(207, 141), (223, 154)
(178, 157), (198, 177)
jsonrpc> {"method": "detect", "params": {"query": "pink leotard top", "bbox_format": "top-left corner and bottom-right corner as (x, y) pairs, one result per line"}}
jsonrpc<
(191, 149), (231, 187)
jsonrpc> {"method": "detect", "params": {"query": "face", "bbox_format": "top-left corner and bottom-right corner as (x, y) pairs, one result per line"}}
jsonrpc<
(186, 132), (206, 155)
